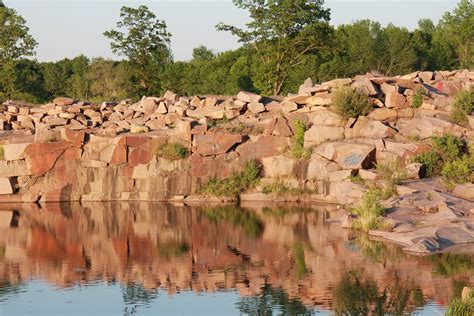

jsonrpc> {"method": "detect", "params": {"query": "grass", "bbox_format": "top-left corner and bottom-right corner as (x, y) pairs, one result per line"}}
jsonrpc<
(262, 180), (315, 196)
(375, 160), (408, 198)
(450, 86), (474, 125)
(156, 143), (189, 160)
(348, 174), (365, 185)
(350, 189), (387, 232)
(292, 120), (309, 159)
(200, 159), (262, 198)
(412, 88), (424, 108)
(0, 145), (3, 160)
(208, 116), (230, 129)
(446, 290), (474, 316)
(332, 87), (373, 119)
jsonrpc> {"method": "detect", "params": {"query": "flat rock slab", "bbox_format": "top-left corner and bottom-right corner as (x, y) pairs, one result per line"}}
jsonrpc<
(194, 133), (244, 156)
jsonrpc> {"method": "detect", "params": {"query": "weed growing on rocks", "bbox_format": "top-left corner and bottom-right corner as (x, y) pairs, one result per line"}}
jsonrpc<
(446, 290), (474, 316)
(200, 160), (262, 198)
(412, 88), (424, 108)
(292, 120), (308, 159)
(442, 155), (474, 190)
(333, 87), (372, 119)
(351, 189), (386, 232)
(450, 87), (474, 125)
(375, 160), (408, 198)
(156, 143), (189, 160)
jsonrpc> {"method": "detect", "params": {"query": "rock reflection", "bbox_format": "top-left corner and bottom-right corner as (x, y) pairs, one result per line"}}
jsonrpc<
(0, 202), (473, 313)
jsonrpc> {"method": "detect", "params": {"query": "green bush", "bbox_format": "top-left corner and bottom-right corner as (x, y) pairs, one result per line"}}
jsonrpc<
(442, 156), (474, 189)
(200, 160), (262, 198)
(351, 189), (386, 232)
(413, 135), (468, 177)
(292, 120), (308, 159)
(412, 88), (424, 108)
(450, 87), (474, 125)
(156, 143), (189, 160)
(432, 135), (467, 163)
(332, 87), (372, 119)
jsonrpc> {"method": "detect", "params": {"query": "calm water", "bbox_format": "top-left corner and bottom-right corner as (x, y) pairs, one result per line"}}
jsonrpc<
(0, 202), (473, 315)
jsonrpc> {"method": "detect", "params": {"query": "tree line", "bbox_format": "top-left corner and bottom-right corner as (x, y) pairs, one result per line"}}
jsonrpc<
(0, 0), (472, 104)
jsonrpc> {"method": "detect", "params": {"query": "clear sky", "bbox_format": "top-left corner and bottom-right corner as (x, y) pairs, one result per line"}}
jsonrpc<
(4, 0), (460, 62)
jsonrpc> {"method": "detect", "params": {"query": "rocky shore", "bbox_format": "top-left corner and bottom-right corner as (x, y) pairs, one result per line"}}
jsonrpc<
(0, 69), (473, 254)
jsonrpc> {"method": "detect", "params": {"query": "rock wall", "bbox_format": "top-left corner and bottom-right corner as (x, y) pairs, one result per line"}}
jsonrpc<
(0, 69), (473, 203)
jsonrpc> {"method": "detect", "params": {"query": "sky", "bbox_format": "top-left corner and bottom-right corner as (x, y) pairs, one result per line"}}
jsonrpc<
(4, 0), (460, 62)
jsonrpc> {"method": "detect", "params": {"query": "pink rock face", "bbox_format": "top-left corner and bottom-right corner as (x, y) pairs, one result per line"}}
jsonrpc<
(110, 137), (127, 166)
(385, 91), (408, 108)
(128, 139), (155, 167)
(60, 129), (85, 144)
(194, 132), (244, 156)
(236, 135), (291, 160)
(190, 153), (240, 179)
(22, 142), (75, 176)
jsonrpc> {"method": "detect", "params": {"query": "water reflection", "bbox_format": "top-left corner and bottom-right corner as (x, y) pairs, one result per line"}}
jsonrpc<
(0, 202), (473, 314)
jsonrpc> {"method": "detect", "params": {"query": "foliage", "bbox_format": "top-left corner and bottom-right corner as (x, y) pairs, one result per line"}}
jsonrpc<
(200, 160), (262, 198)
(292, 120), (307, 159)
(104, 5), (172, 97)
(0, 145), (4, 160)
(375, 160), (408, 198)
(348, 174), (365, 185)
(262, 181), (290, 195)
(201, 205), (263, 238)
(450, 87), (474, 125)
(412, 88), (424, 108)
(413, 150), (442, 177)
(429, 253), (474, 276)
(156, 143), (189, 160)
(442, 155), (474, 189)
(217, 0), (331, 95)
(351, 189), (386, 232)
(332, 87), (372, 119)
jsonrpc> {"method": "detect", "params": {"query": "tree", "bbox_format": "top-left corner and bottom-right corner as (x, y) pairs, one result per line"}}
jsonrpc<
(217, 0), (332, 95)
(67, 55), (90, 100)
(0, 0), (38, 98)
(192, 45), (215, 61)
(378, 24), (417, 75)
(104, 5), (172, 96)
(437, 0), (473, 68)
(86, 58), (131, 101)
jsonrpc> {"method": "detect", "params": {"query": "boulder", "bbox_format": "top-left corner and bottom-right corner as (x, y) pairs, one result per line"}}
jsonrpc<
(247, 102), (265, 114)
(368, 108), (398, 121)
(405, 163), (425, 179)
(237, 91), (262, 103)
(2, 143), (29, 161)
(53, 97), (74, 106)
(306, 95), (332, 106)
(262, 155), (295, 178)
(310, 107), (345, 127)
(304, 125), (344, 147)
(187, 106), (225, 119)
(453, 183), (474, 201)
(0, 177), (16, 194)
(194, 132), (244, 156)
(315, 142), (376, 169)
(345, 117), (397, 139)
(385, 91), (408, 108)
(334, 181), (366, 205)
(307, 155), (341, 180)
(237, 135), (291, 160)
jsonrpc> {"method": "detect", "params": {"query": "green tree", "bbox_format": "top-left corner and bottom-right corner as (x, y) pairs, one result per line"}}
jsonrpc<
(217, 0), (332, 95)
(86, 58), (131, 101)
(378, 24), (417, 75)
(67, 55), (90, 100)
(42, 58), (73, 98)
(437, 0), (474, 68)
(0, 0), (38, 98)
(192, 45), (215, 61)
(104, 5), (172, 97)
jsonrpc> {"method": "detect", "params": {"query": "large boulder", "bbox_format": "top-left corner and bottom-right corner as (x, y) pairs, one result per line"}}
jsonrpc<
(262, 155), (295, 178)
(237, 91), (262, 103)
(315, 142), (376, 169)
(304, 125), (344, 147)
(237, 135), (291, 160)
(194, 132), (245, 156)
(345, 117), (397, 139)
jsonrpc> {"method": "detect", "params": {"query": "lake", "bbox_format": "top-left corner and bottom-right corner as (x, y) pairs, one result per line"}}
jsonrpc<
(1, 202), (473, 315)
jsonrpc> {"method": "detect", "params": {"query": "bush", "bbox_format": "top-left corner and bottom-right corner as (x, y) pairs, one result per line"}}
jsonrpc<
(333, 87), (372, 119)
(200, 160), (262, 198)
(351, 189), (386, 232)
(442, 156), (474, 189)
(262, 181), (291, 195)
(412, 88), (424, 108)
(156, 143), (189, 160)
(292, 120), (308, 159)
(450, 87), (474, 125)
(432, 135), (467, 163)
(0, 145), (4, 160)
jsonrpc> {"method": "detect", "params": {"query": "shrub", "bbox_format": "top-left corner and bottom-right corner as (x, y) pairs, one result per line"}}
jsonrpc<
(200, 160), (262, 198)
(293, 243), (307, 279)
(292, 120), (307, 159)
(442, 156), (474, 190)
(450, 87), (474, 125)
(0, 145), (3, 160)
(156, 143), (189, 160)
(412, 88), (424, 108)
(332, 87), (372, 119)
(413, 150), (441, 177)
(262, 181), (290, 195)
(432, 135), (467, 163)
(351, 189), (386, 232)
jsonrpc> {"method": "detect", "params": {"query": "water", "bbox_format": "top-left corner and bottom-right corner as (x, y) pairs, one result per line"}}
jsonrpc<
(0, 202), (472, 315)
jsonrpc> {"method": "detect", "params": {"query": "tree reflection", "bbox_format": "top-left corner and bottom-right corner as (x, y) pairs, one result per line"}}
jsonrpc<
(237, 284), (314, 315)
(333, 270), (422, 316)
(121, 283), (158, 315)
